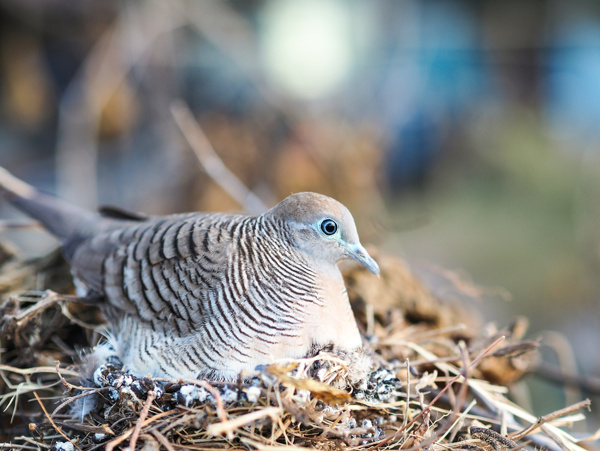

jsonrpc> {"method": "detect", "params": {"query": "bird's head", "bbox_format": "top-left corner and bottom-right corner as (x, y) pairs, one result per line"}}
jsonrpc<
(264, 192), (380, 276)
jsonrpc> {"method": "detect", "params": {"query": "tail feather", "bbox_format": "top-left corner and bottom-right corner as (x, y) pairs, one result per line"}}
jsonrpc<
(0, 166), (95, 241)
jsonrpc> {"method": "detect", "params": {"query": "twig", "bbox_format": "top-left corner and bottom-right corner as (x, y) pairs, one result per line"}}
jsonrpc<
(103, 402), (175, 451)
(123, 390), (157, 451)
(33, 392), (81, 451)
(267, 391), (312, 426)
(509, 399), (591, 441)
(542, 332), (582, 408)
(577, 428), (600, 444)
(241, 437), (313, 451)
(171, 100), (268, 215)
(0, 220), (42, 230)
(207, 386), (228, 417)
(401, 359), (411, 436)
(507, 440), (532, 451)
(173, 378), (230, 424)
(541, 425), (573, 451)
(444, 342), (473, 443)
(54, 361), (78, 392)
(50, 422), (114, 436)
(534, 363), (600, 395)
(105, 428), (133, 451)
(14, 290), (64, 324)
(207, 406), (280, 437)
(150, 430), (176, 451)
(401, 324), (468, 342)
(2, 436), (52, 449)
(420, 262), (512, 302)
(59, 302), (104, 331)
(0, 364), (79, 378)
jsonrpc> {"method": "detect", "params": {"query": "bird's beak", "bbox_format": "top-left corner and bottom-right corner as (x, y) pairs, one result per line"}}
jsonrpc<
(346, 243), (380, 276)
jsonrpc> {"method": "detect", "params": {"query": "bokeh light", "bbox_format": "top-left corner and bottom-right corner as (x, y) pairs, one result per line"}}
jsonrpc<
(260, 0), (353, 99)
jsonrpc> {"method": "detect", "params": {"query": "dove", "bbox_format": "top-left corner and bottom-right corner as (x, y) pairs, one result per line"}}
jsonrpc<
(0, 167), (378, 381)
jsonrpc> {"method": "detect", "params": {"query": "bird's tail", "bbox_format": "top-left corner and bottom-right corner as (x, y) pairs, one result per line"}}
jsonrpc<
(0, 166), (95, 241)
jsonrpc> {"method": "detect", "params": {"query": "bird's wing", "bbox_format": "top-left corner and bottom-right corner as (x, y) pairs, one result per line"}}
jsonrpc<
(0, 166), (242, 331)
(68, 213), (242, 328)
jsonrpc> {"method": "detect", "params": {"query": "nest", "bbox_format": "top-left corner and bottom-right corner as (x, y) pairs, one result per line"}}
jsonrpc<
(0, 243), (593, 450)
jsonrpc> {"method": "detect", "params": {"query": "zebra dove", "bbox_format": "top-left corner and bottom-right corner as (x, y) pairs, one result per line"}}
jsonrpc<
(0, 167), (379, 381)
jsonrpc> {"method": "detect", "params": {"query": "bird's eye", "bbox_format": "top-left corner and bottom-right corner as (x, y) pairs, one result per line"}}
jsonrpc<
(320, 219), (338, 236)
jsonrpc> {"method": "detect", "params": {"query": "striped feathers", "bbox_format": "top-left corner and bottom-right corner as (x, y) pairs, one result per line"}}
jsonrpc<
(0, 168), (375, 380)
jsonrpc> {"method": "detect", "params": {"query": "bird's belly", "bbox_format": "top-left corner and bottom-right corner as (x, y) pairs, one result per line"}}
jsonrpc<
(102, 318), (314, 380)
(99, 272), (363, 380)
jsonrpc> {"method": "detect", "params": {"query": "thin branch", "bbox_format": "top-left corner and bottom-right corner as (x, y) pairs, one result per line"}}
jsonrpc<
(170, 100), (268, 215)
(0, 220), (42, 230)
(0, 364), (79, 378)
(50, 422), (114, 436)
(534, 363), (600, 395)
(509, 399), (591, 441)
(33, 392), (81, 451)
(207, 406), (280, 437)
(123, 390), (157, 451)
(541, 425), (573, 451)
(150, 430), (176, 451)
(105, 427), (133, 451)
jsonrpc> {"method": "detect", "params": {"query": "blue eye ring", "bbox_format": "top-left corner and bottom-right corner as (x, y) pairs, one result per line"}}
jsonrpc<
(321, 219), (338, 236)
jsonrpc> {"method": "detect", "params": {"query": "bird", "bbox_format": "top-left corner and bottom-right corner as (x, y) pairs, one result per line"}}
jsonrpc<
(0, 167), (379, 381)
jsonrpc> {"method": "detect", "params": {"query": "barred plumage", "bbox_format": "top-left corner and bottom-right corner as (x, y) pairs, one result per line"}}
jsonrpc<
(0, 167), (379, 381)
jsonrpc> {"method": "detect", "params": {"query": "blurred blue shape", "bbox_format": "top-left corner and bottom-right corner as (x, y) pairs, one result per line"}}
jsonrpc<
(418, 1), (486, 115)
(546, 18), (600, 143)
(383, 1), (487, 190)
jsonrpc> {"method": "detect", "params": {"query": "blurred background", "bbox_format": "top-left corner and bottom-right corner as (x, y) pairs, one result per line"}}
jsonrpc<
(0, 0), (598, 431)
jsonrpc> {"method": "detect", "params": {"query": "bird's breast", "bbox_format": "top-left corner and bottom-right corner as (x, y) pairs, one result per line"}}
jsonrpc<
(300, 269), (363, 351)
